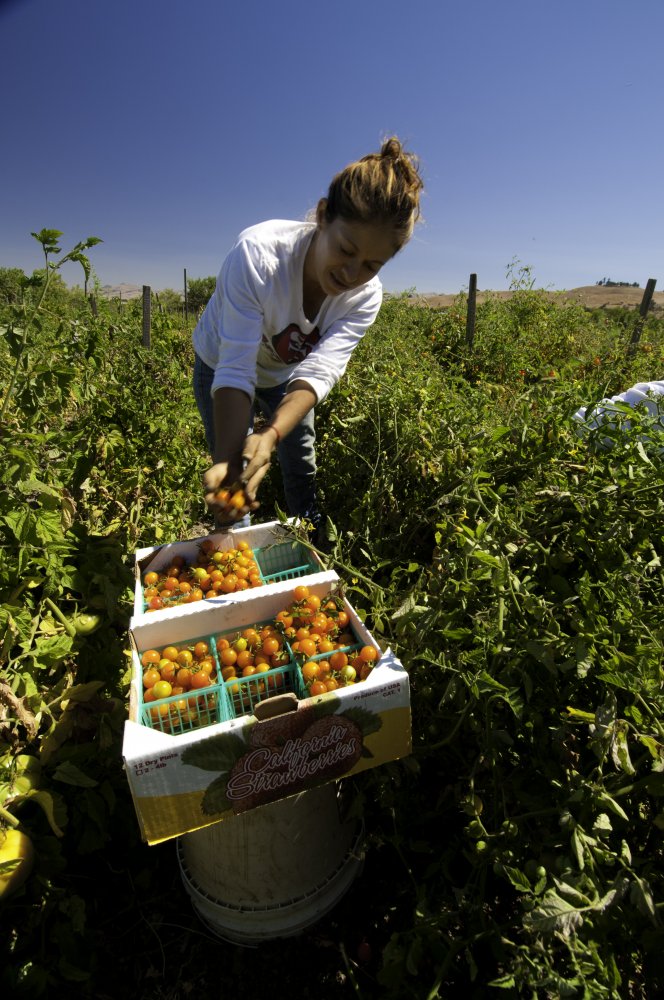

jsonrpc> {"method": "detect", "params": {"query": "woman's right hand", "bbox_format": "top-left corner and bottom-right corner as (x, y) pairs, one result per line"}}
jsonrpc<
(203, 461), (258, 524)
(240, 428), (279, 497)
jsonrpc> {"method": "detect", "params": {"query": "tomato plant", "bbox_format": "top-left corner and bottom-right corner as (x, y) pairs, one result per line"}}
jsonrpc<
(2, 244), (663, 998)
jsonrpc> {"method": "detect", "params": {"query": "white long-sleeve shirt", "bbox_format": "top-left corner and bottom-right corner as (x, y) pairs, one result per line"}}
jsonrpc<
(574, 380), (664, 425)
(192, 220), (383, 404)
(573, 379), (664, 452)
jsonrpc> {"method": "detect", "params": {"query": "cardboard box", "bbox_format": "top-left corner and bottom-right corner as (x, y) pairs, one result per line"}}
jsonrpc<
(123, 579), (411, 845)
(132, 520), (324, 624)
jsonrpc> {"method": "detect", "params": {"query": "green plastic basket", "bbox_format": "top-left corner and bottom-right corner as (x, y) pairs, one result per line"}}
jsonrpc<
(140, 682), (232, 735)
(138, 633), (233, 734)
(287, 627), (375, 696)
(255, 540), (319, 584)
(214, 619), (308, 719)
(140, 538), (319, 612)
(224, 661), (307, 718)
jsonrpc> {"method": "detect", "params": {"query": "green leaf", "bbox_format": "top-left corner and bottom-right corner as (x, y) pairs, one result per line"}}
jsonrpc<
(469, 548), (502, 568)
(28, 632), (75, 667)
(441, 627), (473, 640)
(391, 593), (420, 619)
(640, 736), (664, 762)
(487, 974), (516, 988)
(17, 788), (67, 836)
(523, 891), (584, 936)
(32, 229), (63, 253)
(636, 441), (652, 465)
(596, 792), (628, 822)
(571, 827), (585, 869)
(630, 877), (657, 923)
(498, 864), (531, 893)
(18, 477), (63, 500)
(181, 732), (247, 772)
(53, 762), (98, 788)
(61, 681), (105, 704)
(611, 720), (636, 775)
(592, 812), (612, 834)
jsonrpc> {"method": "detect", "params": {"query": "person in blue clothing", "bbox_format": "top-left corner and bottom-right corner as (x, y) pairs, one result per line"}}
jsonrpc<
(192, 137), (424, 536)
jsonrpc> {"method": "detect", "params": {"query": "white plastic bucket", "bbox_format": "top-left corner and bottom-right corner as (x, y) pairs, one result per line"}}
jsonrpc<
(177, 782), (363, 945)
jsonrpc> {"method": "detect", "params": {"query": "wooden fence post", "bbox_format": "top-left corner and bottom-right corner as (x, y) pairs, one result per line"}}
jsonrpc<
(627, 278), (657, 358)
(465, 273), (477, 350)
(142, 285), (151, 349)
(184, 268), (189, 322)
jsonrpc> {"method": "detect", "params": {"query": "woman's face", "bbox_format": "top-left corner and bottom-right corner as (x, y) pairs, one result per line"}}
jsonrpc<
(307, 204), (402, 298)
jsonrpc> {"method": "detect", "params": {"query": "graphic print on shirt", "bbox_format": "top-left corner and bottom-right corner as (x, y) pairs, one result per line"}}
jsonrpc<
(268, 323), (321, 364)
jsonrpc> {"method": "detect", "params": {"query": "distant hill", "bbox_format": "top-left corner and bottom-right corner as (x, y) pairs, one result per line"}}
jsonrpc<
(414, 284), (663, 311)
(100, 283), (142, 300)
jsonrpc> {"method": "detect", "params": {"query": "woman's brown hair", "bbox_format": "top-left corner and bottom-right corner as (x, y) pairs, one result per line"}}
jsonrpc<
(323, 137), (423, 245)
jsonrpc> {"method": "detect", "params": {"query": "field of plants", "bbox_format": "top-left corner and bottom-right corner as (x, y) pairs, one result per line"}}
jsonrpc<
(1, 232), (663, 999)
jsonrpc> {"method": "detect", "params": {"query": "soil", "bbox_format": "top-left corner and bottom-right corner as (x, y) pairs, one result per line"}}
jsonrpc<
(408, 284), (664, 312)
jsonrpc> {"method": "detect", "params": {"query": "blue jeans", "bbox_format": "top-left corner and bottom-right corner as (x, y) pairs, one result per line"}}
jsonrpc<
(193, 354), (320, 527)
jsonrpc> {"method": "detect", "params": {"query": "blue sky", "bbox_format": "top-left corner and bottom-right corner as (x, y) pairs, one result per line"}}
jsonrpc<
(1, 0), (662, 295)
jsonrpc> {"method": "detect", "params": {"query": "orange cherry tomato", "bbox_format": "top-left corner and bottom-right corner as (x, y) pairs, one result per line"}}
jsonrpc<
(190, 672), (212, 689)
(141, 649), (161, 668)
(142, 667), (161, 689)
(301, 661), (320, 683)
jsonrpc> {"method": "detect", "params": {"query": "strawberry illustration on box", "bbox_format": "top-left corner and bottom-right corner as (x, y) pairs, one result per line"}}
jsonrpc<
(182, 694), (380, 816)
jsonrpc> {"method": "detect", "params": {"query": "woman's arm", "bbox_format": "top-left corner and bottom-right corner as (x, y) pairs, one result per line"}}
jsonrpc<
(240, 381), (317, 497)
(211, 387), (252, 466)
(203, 382), (317, 516)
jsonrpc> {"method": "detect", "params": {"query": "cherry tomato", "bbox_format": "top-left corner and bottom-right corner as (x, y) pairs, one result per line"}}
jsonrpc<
(302, 661), (320, 683)
(153, 680), (173, 700)
(262, 636), (280, 656)
(176, 668), (193, 689)
(159, 660), (177, 682)
(299, 638), (318, 658)
(190, 672), (212, 689)
(330, 651), (348, 671)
